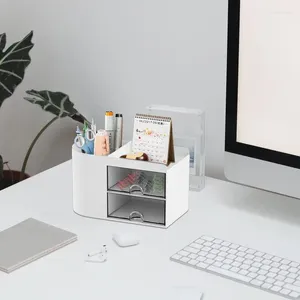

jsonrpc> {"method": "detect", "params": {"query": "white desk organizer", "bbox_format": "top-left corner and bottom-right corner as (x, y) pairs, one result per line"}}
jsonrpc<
(72, 142), (190, 228)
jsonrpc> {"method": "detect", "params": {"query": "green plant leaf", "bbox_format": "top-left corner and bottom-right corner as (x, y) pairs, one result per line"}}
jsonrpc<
(24, 90), (86, 123)
(0, 31), (34, 108)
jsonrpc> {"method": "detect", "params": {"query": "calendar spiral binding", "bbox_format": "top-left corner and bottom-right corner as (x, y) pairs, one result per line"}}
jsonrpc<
(135, 114), (172, 122)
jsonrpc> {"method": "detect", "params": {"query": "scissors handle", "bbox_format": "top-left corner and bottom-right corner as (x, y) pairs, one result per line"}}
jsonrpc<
(74, 135), (85, 148)
(85, 129), (96, 141)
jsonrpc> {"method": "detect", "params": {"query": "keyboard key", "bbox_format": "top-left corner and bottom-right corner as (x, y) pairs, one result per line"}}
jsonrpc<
(223, 259), (233, 265)
(275, 275), (285, 281)
(180, 257), (190, 263)
(284, 284), (300, 294)
(254, 257), (263, 263)
(255, 252), (264, 257)
(285, 278), (295, 284)
(211, 249), (220, 255)
(207, 266), (251, 283)
(229, 244), (239, 249)
(261, 265), (271, 271)
(219, 251), (227, 257)
(248, 272), (258, 279)
(282, 259), (291, 265)
(189, 253), (198, 259)
(249, 267), (259, 273)
(257, 275), (266, 281)
(221, 241), (231, 247)
(202, 236), (214, 242)
(230, 267), (240, 273)
(258, 269), (268, 275)
(196, 262), (209, 269)
(207, 254), (216, 260)
(271, 262), (280, 268)
(288, 273), (298, 279)
(262, 259), (272, 265)
(237, 252), (246, 257)
(204, 259), (214, 265)
(270, 267), (280, 273)
(244, 260), (253, 265)
(198, 251), (208, 257)
(236, 257), (245, 263)
(215, 256), (224, 262)
(246, 248), (256, 254)
(232, 262), (242, 268)
(266, 278), (276, 284)
(261, 283), (272, 290)
(196, 256), (206, 262)
(263, 254), (273, 260)
(213, 261), (223, 267)
(290, 267), (299, 273)
(290, 291), (300, 298)
(202, 247), (211, 252)
(185, 247), (198, 254)
(228, 249), (238, 255)
(172, 254), (182, 260)
(274, 281), (285, 287)
(212, 244), (221, 250)
(290, 262), (300, 268)
(278, 270), (289, 276)
(271, 286), (282, 292)
(178, 250), (189, 256)
(220, 246), (229, 252)
(221, 264), (231, 270)
(245, 254), (254, 260)
(251, 279), (263, 287)
(280, 288), (291, 295)
(213, 239), (222, 244)
(238, 246), (247, 252)
(196, 239), (205, 245)
(240, 264), (250, 270)
(227, 254), (236, 260)
(294, 281), (300, 287)
(188, 259), (198, 266)
(252, 262), (262, 268)
(239, 270), (249, 276)
(271, 256), (282, 263)
(280, 265), (290, 271)
(190, 243), (203, 250)
(266, 272), (276, 278)
(203, 241), (213, 247)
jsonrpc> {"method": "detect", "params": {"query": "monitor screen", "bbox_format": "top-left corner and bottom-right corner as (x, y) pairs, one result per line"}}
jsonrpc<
(226, 0), (300, 169)
(236, 0), (300, 157)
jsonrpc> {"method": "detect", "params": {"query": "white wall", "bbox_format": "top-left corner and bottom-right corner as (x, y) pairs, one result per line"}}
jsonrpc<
(0, 0), (228, 179)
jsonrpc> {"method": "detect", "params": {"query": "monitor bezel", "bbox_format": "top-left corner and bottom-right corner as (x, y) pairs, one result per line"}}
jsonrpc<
(225, 0), (300, 170)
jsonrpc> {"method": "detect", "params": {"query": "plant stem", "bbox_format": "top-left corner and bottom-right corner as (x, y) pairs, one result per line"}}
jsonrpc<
(20, 116), (59, 181)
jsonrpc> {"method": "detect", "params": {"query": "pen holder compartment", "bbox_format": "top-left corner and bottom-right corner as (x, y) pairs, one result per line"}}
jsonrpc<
(107, 193), (165, 225)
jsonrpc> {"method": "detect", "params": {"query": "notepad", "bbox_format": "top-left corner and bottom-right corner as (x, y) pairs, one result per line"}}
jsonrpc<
(0, 218), (77, 273)
(132, 114), (175, 165)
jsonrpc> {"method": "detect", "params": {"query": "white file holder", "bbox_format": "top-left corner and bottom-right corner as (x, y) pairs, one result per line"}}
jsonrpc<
(72, 142), (190, 228)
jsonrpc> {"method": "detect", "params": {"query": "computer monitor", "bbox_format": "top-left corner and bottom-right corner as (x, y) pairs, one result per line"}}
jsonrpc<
(225, 0), (300, 199)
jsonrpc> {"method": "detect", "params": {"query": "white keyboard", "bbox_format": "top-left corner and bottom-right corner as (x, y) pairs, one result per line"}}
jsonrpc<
(171, 235), (300, 299)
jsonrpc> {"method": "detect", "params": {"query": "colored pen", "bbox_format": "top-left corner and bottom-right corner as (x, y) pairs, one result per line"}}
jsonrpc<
(115, 113), (123, 150)
(105, 111), (115, 153)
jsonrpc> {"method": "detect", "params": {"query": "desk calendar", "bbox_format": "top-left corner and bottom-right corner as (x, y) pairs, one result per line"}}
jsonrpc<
(132, 114), (175, 165)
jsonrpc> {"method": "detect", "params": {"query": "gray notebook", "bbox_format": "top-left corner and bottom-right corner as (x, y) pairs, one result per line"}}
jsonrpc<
(0, 218), (77, 273)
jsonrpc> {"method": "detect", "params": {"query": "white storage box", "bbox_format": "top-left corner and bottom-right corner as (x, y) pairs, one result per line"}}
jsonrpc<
(72, 142), (190, 228)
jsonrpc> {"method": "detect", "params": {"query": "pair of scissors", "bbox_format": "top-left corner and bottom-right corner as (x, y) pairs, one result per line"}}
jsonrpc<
(74, 119), (97, 154)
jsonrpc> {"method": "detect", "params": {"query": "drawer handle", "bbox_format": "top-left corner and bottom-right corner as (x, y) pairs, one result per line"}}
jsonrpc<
(129, 184), (144, 195)
(129, 211), (144, 222)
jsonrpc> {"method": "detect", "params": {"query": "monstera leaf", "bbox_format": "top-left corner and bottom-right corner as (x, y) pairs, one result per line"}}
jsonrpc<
(24, 90), (86, 124)
(0, 31), (34, 107)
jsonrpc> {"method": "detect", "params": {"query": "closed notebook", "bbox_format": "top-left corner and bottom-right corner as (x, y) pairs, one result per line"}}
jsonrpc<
(0, 218), (77, 273)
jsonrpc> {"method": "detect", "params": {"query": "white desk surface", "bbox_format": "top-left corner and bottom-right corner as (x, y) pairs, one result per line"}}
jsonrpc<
(1, 161), (300, 300)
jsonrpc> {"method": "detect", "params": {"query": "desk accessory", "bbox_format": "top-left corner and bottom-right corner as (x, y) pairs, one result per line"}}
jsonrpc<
(171, 235), (300, 299)
(115, 113), (123, 150)
(132, 114), (175, 165)
(147, 105), (205, 191)
(105, 111), (115, 153)
(94, 129), (110, 156)
(0, 218), (77, 273)
(112, 233), (139, 247)
(72, 141), (189, 228)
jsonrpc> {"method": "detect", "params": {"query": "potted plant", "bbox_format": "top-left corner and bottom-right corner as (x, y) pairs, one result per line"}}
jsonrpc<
(0, 31), (88, 190)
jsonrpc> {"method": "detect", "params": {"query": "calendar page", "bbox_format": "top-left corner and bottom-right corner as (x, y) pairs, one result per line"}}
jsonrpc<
(132, 114), (174, 164)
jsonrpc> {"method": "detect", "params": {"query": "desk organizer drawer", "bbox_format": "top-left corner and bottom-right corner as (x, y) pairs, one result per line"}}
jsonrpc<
(107, 193), (165, 225)
(107, 166), (166, 198)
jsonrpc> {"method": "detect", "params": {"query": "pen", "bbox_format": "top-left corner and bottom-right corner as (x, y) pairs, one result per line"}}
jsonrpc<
(115, 113), (123, 150)
(105, 111), (115, 154)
